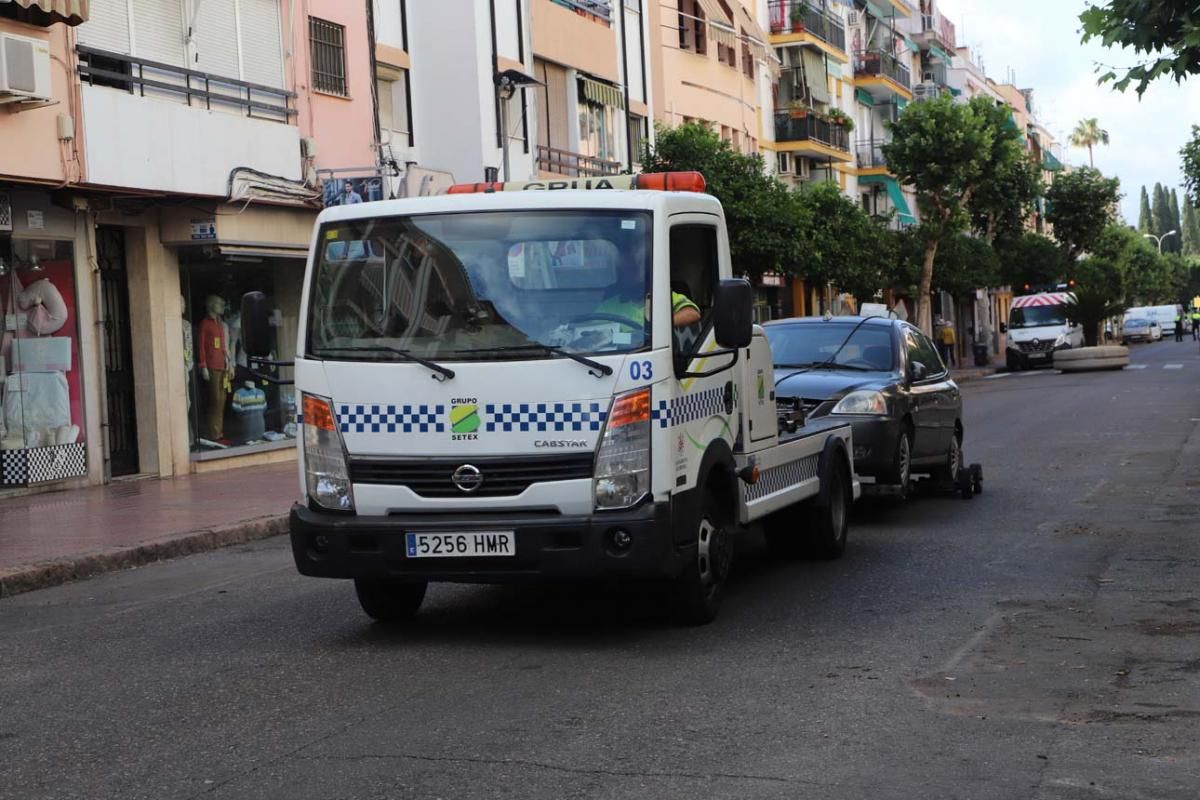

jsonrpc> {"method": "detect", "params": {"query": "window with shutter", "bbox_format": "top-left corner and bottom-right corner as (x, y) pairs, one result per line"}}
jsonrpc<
(190, 0), (240, 80)
(239, 0), (284, 88)
(131, 0), (187, 68)
(77, 1), (133, 54)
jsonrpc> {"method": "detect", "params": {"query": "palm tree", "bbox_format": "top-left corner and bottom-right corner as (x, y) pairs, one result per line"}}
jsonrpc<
(1069, 118), (1110, 169)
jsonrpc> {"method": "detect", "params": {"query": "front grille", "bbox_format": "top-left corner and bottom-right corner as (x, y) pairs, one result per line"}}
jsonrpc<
(349, 453), (594, 498)
(1016, 339), (1055, 353)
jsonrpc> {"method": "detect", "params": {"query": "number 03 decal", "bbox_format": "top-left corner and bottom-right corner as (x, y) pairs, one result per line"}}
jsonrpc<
(629, 360), (654, 381)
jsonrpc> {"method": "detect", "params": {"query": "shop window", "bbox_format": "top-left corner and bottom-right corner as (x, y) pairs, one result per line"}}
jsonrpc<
(180, 254), (301, 456)
(1, 239), (88, 486)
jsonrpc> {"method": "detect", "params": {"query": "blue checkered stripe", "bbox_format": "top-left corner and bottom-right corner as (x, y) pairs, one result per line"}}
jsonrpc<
(744, 454), (820, 502)
(652, 387), (727, 429)
(337, 404), (446, 433)
(485, 402), (608, 432)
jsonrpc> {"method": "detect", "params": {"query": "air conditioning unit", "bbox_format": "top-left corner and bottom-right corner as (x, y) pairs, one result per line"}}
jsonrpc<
(777, 152), (792, 175)
(0, 33), (52, 104)
(846, 10), (860, 26)
(795, 158), (811, 179)
(913, 82), (938, 99)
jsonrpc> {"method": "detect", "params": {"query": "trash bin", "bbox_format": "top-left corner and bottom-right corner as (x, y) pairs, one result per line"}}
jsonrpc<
(973, 342), (990, 367)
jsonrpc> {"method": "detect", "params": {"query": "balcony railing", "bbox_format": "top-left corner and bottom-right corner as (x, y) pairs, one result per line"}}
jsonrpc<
(550, 0), (611, 23)
(537, 145), (622, 177)
(920, 13), (957, 49)
(76, 46), (295, 122)
(774, 112), (850, 152)
(856, 139), (889, 169)
(767, 1), (847, 52)
(854, 50), (912, 91)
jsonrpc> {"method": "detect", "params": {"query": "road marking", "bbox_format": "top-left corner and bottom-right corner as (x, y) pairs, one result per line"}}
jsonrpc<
(983, 373), (1012, 380)
(1165, 364), (1184, 370)
(1126, 364), (1148, 369)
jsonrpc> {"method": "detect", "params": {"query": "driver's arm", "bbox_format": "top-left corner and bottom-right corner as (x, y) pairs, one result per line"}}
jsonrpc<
(671, 291), (701, 328)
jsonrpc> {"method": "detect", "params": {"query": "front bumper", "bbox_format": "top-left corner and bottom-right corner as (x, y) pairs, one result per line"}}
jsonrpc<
(290, 501), (686, 583)
(820, 415), (900, 479)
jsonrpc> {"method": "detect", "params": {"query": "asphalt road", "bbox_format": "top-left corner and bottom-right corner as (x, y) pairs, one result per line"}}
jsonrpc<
(4, 340), (1200, 800)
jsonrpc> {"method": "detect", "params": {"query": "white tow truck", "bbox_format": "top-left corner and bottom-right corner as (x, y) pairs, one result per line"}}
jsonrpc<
(240, 172), (859, 624)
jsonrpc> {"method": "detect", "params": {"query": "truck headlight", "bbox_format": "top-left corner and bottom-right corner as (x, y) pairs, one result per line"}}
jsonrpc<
(302, 393), (355, 512)
(594, 388), (651, 510)
(831, 390), (888, 416)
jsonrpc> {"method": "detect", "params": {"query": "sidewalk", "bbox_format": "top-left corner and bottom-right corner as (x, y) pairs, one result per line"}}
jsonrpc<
(0, 463), (297, 598)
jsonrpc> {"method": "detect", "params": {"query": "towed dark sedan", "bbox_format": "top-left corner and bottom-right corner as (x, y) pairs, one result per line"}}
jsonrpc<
(763, 316), (964, 495)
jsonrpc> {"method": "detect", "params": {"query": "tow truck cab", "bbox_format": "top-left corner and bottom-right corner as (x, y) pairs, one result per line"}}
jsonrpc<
(244, 173), (856, 624)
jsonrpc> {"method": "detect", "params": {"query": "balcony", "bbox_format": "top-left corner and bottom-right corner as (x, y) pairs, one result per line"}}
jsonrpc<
(549, 0), (611, 23)
(537, 145), (622, 178)
(854, 50), (912, 100)
(76, 46), (301, 196)
(913, 13), (957, 54)
(767, 1), (847, 60)
(856, 139), (890, 173)
(773, 112), (852, 161)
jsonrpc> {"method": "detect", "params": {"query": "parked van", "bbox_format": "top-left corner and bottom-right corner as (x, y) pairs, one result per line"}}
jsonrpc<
(1005, 292), (1084, 370)
(1124, 305), (1180, 340)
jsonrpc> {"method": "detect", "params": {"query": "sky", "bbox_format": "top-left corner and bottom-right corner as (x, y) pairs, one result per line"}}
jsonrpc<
(934, 0), (1199, 225)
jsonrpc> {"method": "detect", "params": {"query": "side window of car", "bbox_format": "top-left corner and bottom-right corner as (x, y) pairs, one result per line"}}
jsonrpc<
(668, 225), (717, 360)
(917, 331), (947, 375)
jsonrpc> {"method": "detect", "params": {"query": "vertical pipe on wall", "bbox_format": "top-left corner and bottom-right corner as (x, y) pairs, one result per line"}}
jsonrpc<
(85, 215), (112, 482)
(618, 0), (633, 171)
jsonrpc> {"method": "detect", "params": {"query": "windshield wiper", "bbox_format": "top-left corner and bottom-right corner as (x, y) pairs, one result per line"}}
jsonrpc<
(310, 345), (455, 381)
(466, 344), (613, 378)
(812, 362), (874, 372)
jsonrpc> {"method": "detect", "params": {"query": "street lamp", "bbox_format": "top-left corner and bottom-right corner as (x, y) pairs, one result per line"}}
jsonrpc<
(1144, 230), (1178, 253)
(494, 69), (544, 182)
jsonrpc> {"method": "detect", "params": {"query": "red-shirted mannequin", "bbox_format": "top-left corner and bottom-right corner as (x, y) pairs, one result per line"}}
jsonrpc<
(196, 295), (232, 442)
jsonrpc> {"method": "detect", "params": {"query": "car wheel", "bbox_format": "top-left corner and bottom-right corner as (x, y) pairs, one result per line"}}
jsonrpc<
(354, 578), (428, 623)
(889, 430), (912, 499)
(671, 482), (733, 625)
(930, 431), (962, 490)
(807, 456), (851, 560)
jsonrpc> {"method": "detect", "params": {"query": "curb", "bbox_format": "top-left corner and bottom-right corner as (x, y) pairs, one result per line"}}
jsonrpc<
(950, 369), (997, 385)
(0, 514), (289, 599)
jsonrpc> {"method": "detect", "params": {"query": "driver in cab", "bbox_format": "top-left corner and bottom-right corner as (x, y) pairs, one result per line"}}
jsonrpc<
(595, 255), (701, 329)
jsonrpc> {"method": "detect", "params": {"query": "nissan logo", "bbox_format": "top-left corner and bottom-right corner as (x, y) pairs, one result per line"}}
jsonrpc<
(451, 464), (484, 493)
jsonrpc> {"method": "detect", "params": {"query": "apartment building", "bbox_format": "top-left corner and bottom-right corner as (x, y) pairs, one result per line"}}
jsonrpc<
(0, 1), (378, 495)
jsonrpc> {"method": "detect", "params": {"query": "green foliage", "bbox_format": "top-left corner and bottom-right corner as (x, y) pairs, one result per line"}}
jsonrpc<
(1068, 118), (1110, 168)
(1080, 1), (1200, 96)
(1183, 126), (1200, 206)
(1169, 189), (1183, 252)
(1152, 183), (1176, 250)
(994, 232), (1067, 290)
(1183, 202), (1200, 256)
(790, 181), (892, 302)
(1137, 186), (1152, 233)
(1064, 284), (1125, 347)
(888, 229), (998, 298)
(969, 153), (1044, 242)
(642, 122), (801, 278)
(881, 94), (1024, 331)
(1045, 168), (1122, 260)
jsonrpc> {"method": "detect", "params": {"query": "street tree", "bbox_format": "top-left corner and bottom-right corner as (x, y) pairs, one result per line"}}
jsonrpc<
(1068, 118), (1110, 168)
(1182, 125), (1200, 206)
(642, 121), (801, 278)
(882, 94), (1023, 334)
(1045, 168), (1122, 261)
(1183, 202), (1200, 256)
(969, 153), (1044, 243)
(1081, 0), (1200, 96)
(994, 232), (1067, 290)
(791, 181), (894, 305)
(1136, 186), (1152, 233)
(1151, 183), (1174, 251)
(1169, 189), (1183, 252)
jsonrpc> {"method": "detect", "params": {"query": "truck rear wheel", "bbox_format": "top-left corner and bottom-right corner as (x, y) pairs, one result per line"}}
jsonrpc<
(671, 484), (733, 625)
(354, 578), (428, 623)
(808, 456), (851, 560)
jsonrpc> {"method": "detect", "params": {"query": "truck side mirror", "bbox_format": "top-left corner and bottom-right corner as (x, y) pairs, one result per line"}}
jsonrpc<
(713, 278), (752, 349)
(240, 291), (273, 359)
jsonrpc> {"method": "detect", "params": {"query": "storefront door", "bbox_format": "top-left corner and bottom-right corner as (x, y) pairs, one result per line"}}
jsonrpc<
(96, 226), (139, 477)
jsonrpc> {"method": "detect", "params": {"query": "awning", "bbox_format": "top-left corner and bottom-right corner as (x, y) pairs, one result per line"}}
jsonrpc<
(856, 88), (876, 106)
(801, 47), (830, 104)
(1042, 150), (1065, 172)
(929, 44), (954, 63)
(859, 174), (916, 223)
(694, 0), (733, 25)
(902, 36), (919, 53)
(733, 1), (771, 52)
(5, 0), (89, 25)
(709, 21), (739, 48)
(579, 77), (625, 109)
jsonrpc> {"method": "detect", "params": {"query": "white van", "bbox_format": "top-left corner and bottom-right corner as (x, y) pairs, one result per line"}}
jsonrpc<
(1005, 292), (1084, 370)
(1124, 305), (1180, 340)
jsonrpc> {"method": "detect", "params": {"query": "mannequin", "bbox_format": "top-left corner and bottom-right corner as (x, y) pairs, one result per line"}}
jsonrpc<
(196, 294), (232, 442)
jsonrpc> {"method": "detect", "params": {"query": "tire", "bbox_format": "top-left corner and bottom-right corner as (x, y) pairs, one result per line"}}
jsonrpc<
(671, 481), (734, 625)
(888, 430), (913, 499)
(1005, 351), (1021, 372)
(354, 578), (428, 623)
(808, 456), (851, 560)
(929, 430), (963, 491)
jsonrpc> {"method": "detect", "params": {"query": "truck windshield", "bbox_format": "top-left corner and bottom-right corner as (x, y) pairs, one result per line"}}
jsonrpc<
(1009, 305), (1067, 329)
(308, 211), (652, 360)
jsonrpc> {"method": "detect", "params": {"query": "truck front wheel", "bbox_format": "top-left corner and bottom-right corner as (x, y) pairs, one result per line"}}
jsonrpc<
(354, 578), (428, 623)
(671, 485), (733, 625)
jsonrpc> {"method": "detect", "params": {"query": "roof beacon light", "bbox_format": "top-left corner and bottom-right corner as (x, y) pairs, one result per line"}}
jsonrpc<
(444, 171), (707, 195)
